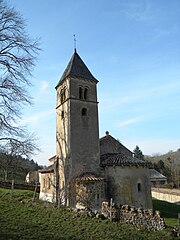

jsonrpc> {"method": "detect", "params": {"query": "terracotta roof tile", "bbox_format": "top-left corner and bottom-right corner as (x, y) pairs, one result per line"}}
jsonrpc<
(100, 153), (149, 167)
(39, 164), (54, 173)
(73, 172), (103, 182)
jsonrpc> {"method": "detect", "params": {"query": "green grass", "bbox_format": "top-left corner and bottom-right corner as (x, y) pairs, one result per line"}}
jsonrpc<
(0, 188), (178, 240)
(153, 198), (180, 227)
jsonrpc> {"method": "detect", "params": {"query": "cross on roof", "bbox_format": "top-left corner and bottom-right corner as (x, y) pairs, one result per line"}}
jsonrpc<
(73, 34), (77, 52)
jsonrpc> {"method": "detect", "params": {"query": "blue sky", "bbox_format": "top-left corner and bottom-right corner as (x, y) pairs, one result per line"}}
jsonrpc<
(8, 0), (180, 165)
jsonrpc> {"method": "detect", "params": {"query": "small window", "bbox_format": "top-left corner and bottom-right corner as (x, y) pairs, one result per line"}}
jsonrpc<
(79, 87), (82, 99)
(84, 88), (88, 100)
(82, 108), (87, 116)
(61, 110), (64, 119)
(96, 193), (100, 206)
(138, 183), (141, 192)
(60, 90), (63, 103)
(48, 177), (51, 189)
(60, 88), (66, 103)
(43, 178), (46, 188)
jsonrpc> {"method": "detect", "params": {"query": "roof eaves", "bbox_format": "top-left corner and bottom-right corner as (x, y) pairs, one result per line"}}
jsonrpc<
(55, 51), (98, 88)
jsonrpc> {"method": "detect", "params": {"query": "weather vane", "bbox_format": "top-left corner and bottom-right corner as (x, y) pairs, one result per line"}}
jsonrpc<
(73, 34), (77, 52)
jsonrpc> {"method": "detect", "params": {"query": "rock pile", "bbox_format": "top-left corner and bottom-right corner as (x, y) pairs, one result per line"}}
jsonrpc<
(101, 202), (165, 231)
(120, 205), (165, 231)
(101, 201), (117, 220)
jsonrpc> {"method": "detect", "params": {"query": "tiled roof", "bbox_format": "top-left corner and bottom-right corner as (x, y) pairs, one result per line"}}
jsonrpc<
(149, 169), (167, 180)
(73, 172), (103, 182)
(100, 134), (133, 154)
(39, 164), (54, 173)
(56, 50), (98, 88)
(100, 153), (149, 167)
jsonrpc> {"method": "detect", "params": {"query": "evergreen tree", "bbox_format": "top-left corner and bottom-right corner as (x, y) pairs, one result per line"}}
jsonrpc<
(133, 145), (144, 160)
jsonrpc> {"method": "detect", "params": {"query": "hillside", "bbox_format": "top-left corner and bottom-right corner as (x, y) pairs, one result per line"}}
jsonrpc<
(145, 150), (180, 187)
(0, 151), (43, 183)
(145, 149), (180, 165)
(0, 188), (176, 240)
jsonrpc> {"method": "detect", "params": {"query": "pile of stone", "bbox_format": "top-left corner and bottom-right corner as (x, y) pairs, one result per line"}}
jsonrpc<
(101, 202), (165, 231)
(68, 202), (165, 231)
(101, 201), (117, 220)
(120, 205), (165, 231)
(171, 228), (180, 237)
(68, 207), (105, 220)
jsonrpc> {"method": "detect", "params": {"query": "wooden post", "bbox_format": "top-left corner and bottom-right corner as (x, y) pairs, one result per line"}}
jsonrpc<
(11, 179), (14, 198)
(178, 213), (180, 231)
(32, 182), (38, 204)
(110, 198), (113, 222)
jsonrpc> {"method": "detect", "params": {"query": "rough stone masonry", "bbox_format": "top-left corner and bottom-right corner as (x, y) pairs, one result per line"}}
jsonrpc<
(101, 202), (165, 231)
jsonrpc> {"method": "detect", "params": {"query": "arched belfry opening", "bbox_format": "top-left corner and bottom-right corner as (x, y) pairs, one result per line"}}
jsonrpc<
(84, 87), (88, 100)
(39, 49), (152, 211)
(82, 108), (87, 116)
(79, 87), (82, 99)
(54, 49), (100, 208)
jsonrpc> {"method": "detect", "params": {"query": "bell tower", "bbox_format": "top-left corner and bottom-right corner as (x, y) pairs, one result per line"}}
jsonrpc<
(55, 49), (100, 204)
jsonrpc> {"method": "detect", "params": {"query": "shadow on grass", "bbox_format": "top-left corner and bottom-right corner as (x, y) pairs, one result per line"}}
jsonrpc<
(153, 199), (180, 219)
(0, 232), (19, 240)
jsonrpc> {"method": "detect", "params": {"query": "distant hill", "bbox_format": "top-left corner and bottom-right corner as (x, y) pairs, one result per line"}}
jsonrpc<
(0, 151), (43, 183)
(145, 149), (180, 187)
(145, 149), (180, 165)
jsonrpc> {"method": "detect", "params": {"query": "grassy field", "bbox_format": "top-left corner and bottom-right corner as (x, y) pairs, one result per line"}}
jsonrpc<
(153, 198), (180, 227)
(0, 188), (179, 240)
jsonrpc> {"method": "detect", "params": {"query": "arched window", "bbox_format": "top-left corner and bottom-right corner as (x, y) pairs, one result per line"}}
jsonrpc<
(84, 88), (88, 100)
(63, 89), (66, 100)
(61, 110), (64, 119)
(82, 108), (87, 116)
(60, 89), (63, 103)
(60, 88), (66, 103)
(138, 183), (142, 192)
(79, 87), (82, 99)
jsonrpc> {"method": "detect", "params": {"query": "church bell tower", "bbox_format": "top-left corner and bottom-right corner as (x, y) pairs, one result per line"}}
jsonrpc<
(55, 49), (100, 204)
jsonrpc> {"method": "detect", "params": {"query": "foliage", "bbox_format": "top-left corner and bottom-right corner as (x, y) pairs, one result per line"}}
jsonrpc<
(0, 0), (40, 157)
(133, 145), (144, 160)
(0, 150), (42, 182)
(153, 198), (180, 227)
(145, 150), (180, 187)
(0, 188), (177, 240)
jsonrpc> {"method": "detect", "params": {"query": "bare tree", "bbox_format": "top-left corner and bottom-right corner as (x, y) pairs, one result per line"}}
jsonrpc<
(0, 0), (40, 156)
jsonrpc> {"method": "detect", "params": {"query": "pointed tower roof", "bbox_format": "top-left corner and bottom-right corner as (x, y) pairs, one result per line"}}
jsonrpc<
(56, 50), (98, 88)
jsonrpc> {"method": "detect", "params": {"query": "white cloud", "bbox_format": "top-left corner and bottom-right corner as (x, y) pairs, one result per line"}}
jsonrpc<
(21, 109), (54, 127)
(34, 141), (55, 166)
(116, 116), (143, 128)
(121, 1), (153, 22)
(40, 80), (49, 93)
(100, 78), (180, 114)
(99, 94), (136, 114)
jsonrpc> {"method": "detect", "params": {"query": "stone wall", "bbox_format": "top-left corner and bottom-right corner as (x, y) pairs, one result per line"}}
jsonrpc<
(39, 172), (55, 202)
(152, 187), (180, 205)
(104, 166), (152, 209)
(101, 202), (165, 231)
(119, 205), (165, 231)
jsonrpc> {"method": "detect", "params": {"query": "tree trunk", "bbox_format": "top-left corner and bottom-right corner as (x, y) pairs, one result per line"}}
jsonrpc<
(4, 170), (8, 181)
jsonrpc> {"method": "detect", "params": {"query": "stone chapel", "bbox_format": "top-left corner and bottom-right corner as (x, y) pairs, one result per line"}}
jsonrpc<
(39, 49), (152, 210)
